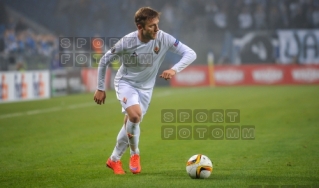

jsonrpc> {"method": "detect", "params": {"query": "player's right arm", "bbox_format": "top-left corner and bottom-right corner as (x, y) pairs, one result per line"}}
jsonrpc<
(94, 89), (106, 105)
(94, 40), (123, 105)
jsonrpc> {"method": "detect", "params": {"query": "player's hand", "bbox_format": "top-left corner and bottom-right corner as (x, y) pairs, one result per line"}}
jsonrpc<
(159, 69), (176, 80)
(93, 90), (106, 105)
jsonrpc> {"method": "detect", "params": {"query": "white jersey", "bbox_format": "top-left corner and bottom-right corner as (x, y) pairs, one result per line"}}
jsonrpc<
(97, 30), (196, 90)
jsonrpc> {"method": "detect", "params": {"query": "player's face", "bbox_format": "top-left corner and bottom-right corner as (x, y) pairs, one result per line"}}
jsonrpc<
(142, 18), (159, 41)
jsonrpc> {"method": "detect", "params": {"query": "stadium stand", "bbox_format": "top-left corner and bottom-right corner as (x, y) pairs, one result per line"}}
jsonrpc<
(0, 0), (318, 70)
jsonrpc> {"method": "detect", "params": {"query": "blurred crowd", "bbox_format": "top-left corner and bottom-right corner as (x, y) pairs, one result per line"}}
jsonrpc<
(56, 0), (319, 37)
(0, 0), (319, 70)
(0, 2), (58, 71)
(205, 0), (319, 34)
(2, 20), (57, 57)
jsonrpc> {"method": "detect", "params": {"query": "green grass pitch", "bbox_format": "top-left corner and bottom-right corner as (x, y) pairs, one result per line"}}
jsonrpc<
(0, 85), (319, 188)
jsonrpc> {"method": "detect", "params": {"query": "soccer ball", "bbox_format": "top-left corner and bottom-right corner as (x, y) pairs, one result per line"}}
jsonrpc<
(186, 154), (213, 179)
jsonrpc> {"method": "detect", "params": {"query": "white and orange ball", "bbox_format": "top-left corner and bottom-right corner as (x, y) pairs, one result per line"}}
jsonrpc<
(186, 154), (213, 179)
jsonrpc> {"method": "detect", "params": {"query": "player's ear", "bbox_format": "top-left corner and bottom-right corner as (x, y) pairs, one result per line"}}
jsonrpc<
(137, 24), (143, 30)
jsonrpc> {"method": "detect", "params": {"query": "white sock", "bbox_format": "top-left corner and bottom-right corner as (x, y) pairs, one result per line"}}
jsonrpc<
(126, 119), (140, 156)
(110, 125), (129, 161)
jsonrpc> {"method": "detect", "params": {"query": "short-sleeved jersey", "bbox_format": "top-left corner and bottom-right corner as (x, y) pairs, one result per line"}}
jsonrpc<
(97, 30), (196, 90)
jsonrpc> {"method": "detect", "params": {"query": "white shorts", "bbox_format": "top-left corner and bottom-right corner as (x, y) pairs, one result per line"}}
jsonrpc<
(115, 80), (153, 117)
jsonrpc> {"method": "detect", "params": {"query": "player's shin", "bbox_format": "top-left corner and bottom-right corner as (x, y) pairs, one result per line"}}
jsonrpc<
(111, 125), (129, 161)
(126, 119), (140, 155)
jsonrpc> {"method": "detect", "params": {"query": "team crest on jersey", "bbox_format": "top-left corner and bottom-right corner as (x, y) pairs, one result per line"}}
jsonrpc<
(122, 97), (127, 104)
(154, 46), (160, 54)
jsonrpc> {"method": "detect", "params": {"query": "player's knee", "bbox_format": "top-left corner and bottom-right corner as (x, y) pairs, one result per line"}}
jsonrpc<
(129, 116), (140, 123)
(129, 113), (141, 123)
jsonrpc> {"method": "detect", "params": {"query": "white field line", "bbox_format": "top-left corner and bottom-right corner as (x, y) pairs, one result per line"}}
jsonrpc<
(0, 90), (173, 119)
(0, 112), (24, 119)
(26, 107), (61, 115)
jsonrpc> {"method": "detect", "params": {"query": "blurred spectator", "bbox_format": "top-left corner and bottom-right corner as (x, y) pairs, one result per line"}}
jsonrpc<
(15, 19), (28, 33)
(37, 35), (51, 57)
(161, 2), (174, 33)
(0, 2), (7, 35)
(243, 0), (254, 6)
(237, 6), (253, 31)
(210, 3), (229, 32)
(93, 4), (108, 36)
(312, 6), (319, 27)
(50, 53), (61, 70)
(290, 6), (307, 28)
(16, 60), (26, 71)
(0, 36), (4, 53)
(278, 2), (290, 28)
(218, 31), (234, 64)
(253, 4), (267, 30)
(16, 32), (25, 53)
(269, 6), (283, 30)
(288, 0), (300, 21)
(25, 30), (37, 54)
(4, 29), (18, 53)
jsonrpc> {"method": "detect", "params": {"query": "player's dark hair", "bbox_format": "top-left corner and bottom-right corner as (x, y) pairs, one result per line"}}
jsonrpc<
(135, 7), (160, 27)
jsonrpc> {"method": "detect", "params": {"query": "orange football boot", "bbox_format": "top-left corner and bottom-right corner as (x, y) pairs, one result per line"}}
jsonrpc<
(106, 158), (125, 175)
(129, 154), (141, 174)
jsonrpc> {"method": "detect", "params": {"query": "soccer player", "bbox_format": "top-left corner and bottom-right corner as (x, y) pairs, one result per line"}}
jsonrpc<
(93, 7), (196, 174)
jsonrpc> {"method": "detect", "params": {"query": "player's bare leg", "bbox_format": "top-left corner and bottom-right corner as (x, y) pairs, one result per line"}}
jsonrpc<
(125, 104), (142, 174)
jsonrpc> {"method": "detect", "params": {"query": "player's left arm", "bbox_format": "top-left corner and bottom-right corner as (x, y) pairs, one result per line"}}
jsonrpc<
(159, 33), (197, 80)
(94, 39), (123, 104)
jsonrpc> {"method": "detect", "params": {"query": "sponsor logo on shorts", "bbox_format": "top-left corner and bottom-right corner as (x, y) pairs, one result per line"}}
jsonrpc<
(123, 97), (127, 104)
